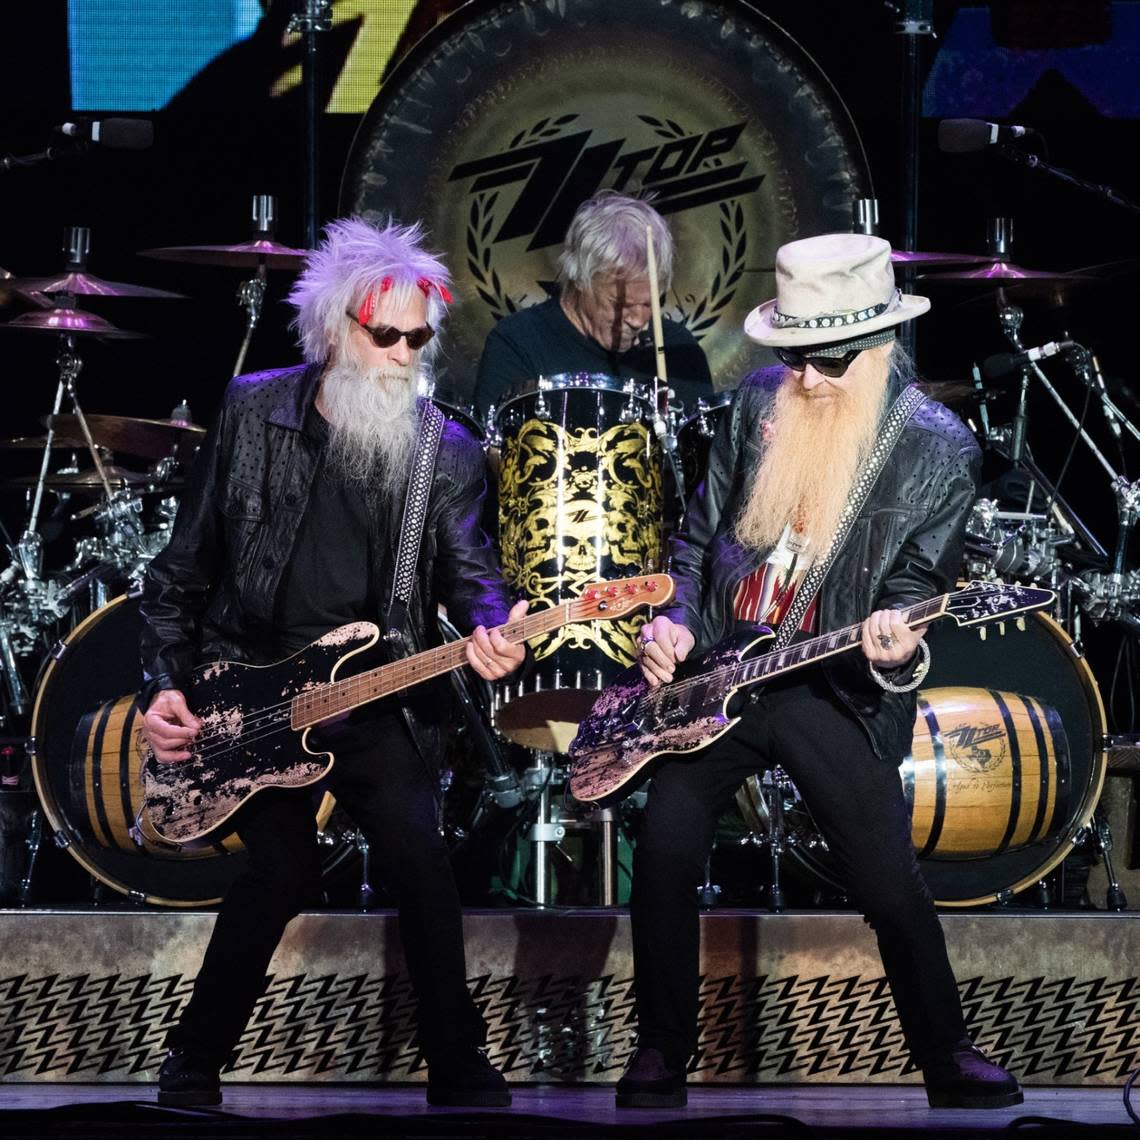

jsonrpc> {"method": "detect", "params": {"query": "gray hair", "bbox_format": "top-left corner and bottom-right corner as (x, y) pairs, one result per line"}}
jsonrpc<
(288, 216), (450, 368)
(556, 192), (674, 297)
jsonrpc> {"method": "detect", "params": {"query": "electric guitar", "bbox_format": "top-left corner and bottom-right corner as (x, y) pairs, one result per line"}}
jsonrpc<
(141, 573), (673, 846)
(567, 581), (1055, 805)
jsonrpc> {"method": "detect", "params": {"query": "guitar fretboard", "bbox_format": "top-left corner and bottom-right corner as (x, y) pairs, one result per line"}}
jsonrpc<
(728, 593), (948, 689)
(288, 577), (669, 728)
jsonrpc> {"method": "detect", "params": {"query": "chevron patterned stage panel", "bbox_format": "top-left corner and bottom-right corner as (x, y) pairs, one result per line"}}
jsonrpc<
(0, 911), (1136, 1085)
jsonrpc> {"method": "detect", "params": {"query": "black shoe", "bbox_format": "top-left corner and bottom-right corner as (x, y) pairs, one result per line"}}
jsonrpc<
(426, 1046), (511, 1108)
(922, 1041), (1023, 1109)
(615, 1047), (687, 1108)
(157, 1046), (222, 1107)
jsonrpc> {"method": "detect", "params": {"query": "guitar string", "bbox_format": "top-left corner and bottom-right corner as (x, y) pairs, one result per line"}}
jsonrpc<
(189, 599), (949, 759)
(630, 597), (947, 718)
(179, 609), (560, 751)
(162, 594), (657, 757)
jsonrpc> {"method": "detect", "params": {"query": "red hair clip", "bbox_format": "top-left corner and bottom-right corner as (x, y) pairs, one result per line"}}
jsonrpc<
(356, 276), (452, 324)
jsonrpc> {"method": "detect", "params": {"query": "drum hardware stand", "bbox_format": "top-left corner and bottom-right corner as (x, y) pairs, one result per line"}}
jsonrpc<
(764, 768), (788, 914)
(354, 830), (374, 909)
(1090, 806), (1128, 911)
(891, 0), (933, 358)
(524, 752), (565, 907)
(852, 197), (879, 236)
(287, 2), (333, 249)
(232, 195), (277, 377)
(17, 804), (43, 906)
(697, 854), (721, 909)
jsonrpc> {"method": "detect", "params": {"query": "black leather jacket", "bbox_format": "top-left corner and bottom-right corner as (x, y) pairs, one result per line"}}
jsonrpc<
(661, 366), (981, 763)
(139, 363), (513, 764)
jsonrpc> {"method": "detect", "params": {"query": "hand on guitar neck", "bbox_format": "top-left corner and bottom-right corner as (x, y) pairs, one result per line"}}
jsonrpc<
(637, 606), (927, 688)
(143, 598), (530, 766)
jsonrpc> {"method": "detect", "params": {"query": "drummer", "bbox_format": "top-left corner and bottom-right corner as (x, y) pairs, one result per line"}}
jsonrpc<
(473, 192), (712, 419)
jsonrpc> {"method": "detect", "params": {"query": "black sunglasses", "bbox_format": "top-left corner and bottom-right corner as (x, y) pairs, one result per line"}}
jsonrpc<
(775, 347), (863, 378)
(346, 310), (435, 350)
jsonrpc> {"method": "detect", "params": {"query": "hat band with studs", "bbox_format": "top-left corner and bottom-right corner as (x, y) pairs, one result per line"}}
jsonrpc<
(771, 289), (900, 331)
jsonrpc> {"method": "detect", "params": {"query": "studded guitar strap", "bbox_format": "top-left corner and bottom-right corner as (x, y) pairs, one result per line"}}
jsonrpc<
(385, 399), (445, 643)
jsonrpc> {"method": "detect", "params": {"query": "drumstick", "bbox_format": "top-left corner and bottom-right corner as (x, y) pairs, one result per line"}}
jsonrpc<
(645, 224), (668, 386)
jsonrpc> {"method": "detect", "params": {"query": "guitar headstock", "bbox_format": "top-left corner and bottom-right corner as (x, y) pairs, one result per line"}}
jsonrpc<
(571, 574), (676, 620)
(943, 580), (1056, 627)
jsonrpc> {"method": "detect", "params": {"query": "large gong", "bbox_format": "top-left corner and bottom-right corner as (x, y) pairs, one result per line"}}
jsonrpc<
(341, 0), (872, 396)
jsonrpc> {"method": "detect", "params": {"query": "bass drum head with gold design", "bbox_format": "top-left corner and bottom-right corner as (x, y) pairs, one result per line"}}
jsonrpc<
(737, 612), (1106, 908)
(30, 595), (334, 907)
(341, 0), (871, 395)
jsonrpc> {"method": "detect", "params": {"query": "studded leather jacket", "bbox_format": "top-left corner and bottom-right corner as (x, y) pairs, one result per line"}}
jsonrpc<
(139, 364), (513, 764)
(660, 366), (981, 763)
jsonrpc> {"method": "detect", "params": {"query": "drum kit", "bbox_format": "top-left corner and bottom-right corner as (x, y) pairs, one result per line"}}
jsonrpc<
(0, 200), (1135, 913)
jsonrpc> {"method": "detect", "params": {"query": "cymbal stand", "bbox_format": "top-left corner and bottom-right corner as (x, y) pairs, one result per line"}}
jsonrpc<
(232, 195), (276, 377)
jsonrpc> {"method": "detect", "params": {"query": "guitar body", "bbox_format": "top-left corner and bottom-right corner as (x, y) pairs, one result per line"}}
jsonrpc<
(569, 627), (774, 805)
(140, 622), (380, 847)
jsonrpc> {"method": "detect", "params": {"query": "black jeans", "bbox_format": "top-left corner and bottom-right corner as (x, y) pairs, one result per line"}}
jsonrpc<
(167, 712), (485, 1064)
(629, 671), (968, 1069)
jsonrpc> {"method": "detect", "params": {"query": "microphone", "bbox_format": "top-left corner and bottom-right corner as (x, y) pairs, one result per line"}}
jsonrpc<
(938, 119), (1033, 154)
(56, 118), (153, 150)
(982, 341), (1078, 380)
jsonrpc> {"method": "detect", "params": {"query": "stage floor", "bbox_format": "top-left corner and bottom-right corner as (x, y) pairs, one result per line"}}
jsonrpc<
(0, 1084), (1133, 1137)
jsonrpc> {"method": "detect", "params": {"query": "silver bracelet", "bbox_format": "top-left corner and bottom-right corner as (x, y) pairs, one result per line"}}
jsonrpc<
(867, 637), (930, 694)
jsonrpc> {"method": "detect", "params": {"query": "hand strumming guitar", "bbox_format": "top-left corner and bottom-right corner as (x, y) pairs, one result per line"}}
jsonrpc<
(143, 689), (203, 764)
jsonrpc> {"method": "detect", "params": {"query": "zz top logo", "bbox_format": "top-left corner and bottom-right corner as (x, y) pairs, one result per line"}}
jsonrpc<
(449, 121), (763, 252)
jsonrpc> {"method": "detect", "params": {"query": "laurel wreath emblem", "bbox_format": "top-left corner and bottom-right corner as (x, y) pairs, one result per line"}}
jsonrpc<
(464, 113), (747, 337)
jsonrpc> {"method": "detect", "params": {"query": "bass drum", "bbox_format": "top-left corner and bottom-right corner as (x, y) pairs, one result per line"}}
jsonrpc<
(737, 612), (1107, 907)
(30, 595), (334, 907)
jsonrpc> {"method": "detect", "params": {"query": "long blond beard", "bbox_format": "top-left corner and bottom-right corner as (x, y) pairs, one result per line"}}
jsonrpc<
(319, 361), (419, 497)
(734, 366), (889, 565)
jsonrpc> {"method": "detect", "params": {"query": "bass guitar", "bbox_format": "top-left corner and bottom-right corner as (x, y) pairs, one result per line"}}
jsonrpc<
(568, 581), (1055, 805)
(142, 573), (673, 846)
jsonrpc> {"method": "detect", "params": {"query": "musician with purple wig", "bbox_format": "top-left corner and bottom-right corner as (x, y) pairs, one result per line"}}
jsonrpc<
(139, 217), (523, 1109)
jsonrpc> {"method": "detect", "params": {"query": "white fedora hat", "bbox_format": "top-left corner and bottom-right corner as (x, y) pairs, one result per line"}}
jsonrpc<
(744, 233), (930, 348)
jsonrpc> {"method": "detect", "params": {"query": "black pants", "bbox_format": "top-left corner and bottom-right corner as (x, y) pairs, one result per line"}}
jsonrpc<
(629, 671), (968, 1069)
(168, 713), (485, 1063)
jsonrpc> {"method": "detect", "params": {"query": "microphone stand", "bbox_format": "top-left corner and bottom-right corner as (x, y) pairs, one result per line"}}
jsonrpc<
(997, 145), (1140, 216)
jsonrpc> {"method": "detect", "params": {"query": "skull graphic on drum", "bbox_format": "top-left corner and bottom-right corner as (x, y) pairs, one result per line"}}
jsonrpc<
(494, 379), (663, 752)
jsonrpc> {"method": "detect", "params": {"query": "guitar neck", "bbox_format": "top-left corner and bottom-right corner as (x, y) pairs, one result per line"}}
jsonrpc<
(731, 593), (950, 690)
(291, 602), (572, 728)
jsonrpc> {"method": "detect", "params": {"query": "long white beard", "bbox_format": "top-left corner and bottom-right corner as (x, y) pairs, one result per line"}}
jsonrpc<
(319, 362), (419, 498)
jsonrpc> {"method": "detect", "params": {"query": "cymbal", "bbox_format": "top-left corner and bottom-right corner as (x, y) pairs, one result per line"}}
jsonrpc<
(44, 413), (205, 460)
(953, 276), (1104, 310)
(890, 250), (988, 267)
(0, 307), (146, 338)
(3, 466), (151, 493)
(0, 435), (96, 451)
(919, 260), (1092, 285)
(920, 381), (1006, 406)
(139, 239), (310, 270)
(11, 270), (186, 300)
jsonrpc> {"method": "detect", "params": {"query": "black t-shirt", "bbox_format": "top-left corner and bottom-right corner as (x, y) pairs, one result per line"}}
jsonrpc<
(472, 295), (713, 418)
(273, 405), (376, 657)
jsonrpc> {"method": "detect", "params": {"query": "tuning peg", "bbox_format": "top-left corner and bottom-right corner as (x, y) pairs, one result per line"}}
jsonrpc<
(1016, 617), (1026, 631)
(979, 627), (987, 641)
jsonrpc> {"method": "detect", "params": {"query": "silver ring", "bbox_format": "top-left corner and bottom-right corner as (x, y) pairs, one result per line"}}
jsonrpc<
(640, 635), (655, 647)
(878, 634), (894, 650)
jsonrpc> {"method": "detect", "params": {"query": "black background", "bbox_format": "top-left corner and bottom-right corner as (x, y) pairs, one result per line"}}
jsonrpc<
(2, 0), (1139, 731)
